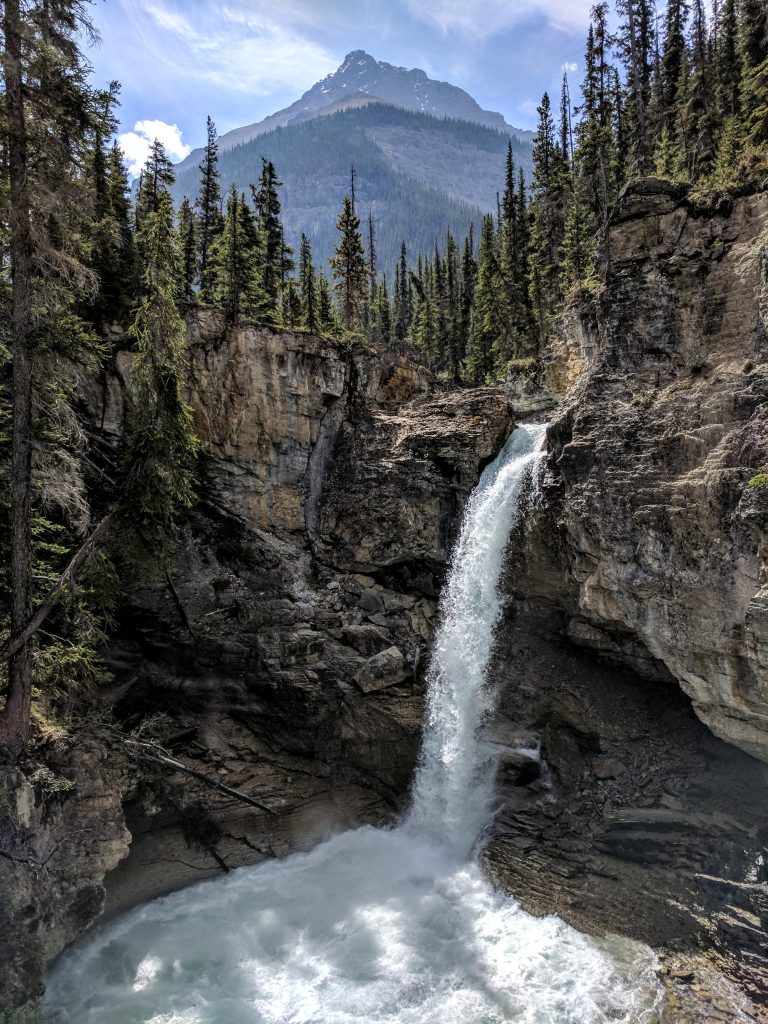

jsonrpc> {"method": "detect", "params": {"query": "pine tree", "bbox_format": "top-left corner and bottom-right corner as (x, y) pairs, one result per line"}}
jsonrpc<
(251, 158), (292, 327)
(411, 283), (439, 367)
(118, 189), (197, 570)
(740, 0), (768, 148)
(299, 233), (318, 333)
(528, 91), (569, 341)
(561, 186), (593, 293)
(367, 211), (378, 302)
(459, 226), (476, 363)
(371, 277), (393, 346)
(91, 133), (138, 326)
(136, 138), (175, 225)
(715, 0), (741, 122)
(444, 231), (462, 381)
(0, 0), (114, 753)
(661, 0), (691, 122)
(196, 116), (223, 303)
(499, 142), (531, 347)
(209, 185), (260, 323)
(281, 280), (302, 329)
(560, 71), (574, 165)
(573, 6), (619, 228)
(679, 0), (715, 179)
(177, 197), (198, 303)
(329, 195), (368, 332)
(395, 242), (412, 341)
(465, 214), (513, 383)
(317, 273), (338, 335)
(615, 0), (656, 173)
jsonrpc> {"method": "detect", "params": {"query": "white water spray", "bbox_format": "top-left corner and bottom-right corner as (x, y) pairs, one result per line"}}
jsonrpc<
(406, 424), (547, 853)
(45, 424), (662, 1024)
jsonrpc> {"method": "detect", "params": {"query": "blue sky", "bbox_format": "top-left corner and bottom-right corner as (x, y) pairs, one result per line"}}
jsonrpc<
(86, 0), (596, 175)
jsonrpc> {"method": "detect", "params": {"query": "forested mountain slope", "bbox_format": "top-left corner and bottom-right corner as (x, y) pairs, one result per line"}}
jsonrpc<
(171, 103), (533, 270)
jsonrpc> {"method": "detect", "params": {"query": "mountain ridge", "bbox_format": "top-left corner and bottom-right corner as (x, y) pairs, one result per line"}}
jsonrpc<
(175, 50), (532, 176)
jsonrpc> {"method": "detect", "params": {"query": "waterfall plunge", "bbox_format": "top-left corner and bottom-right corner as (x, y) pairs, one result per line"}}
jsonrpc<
(45, 425), (662, 1024)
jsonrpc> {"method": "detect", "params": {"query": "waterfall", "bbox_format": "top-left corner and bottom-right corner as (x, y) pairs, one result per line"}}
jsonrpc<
(45, 425), (662, 1024)
(406, 422), (547, 854)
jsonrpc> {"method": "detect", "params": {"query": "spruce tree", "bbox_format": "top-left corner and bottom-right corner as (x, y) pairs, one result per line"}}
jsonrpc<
(459, 226), (476, 362)
(445, 231), (462, 381)
(329, 195), (368, 332)
(372, 277), (393, 346)
(299, 233), (318, 334)
(661, 0), (691, 117)
(715, 0), (741, 122)
(0, 0), (110, 752)
(251, 158), (292, 327)
(136, 138), (175, 224)
(91, 135), (138, 326)
(395, 242), (412, 341)
(209, 185), (260, 323)
(465, 214), (512, 383)
(528, 91), (569, 341)
(118, 189), (197, 570)
(317, 273), (338, 335)
(282, 280), (302, 329)
(740, 0), (768, 147)
(196, 116), (223, 303)
(615, 0), (655, 173)
(177, 197), (198, 304)
(672, 0), (715, 180)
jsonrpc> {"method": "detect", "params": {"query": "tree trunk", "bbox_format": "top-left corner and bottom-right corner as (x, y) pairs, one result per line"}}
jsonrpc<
(0, 0), (35, 758)
(0, 516), (113, 665)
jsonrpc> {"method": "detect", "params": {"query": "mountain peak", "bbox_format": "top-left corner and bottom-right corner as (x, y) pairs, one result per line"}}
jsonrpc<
(175, 52), (532, 174)
(298, 50), (512, 131)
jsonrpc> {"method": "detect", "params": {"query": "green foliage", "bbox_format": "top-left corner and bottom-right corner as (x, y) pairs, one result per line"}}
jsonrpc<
(631, 392), (654, 408)
(209, 185), (263, 322)
(196, 116), (224, 302)
(170, 103), (531, 272)
(507, 356), (537, 372)
(330, 195), (369, 332)
(251, 158), (293, 327)
(748, 473), (768, 490)
(116, 189), (197, 573)
(28, 766), (76, 798)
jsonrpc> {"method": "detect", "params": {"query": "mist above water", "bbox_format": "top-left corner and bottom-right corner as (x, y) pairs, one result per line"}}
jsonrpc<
(45, 424), (662, 1024)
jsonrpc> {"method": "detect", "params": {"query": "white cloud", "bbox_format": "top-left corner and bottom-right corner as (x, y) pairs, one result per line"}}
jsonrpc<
(118, 119), (190, 177)
(563, 61), (578, 73)
(122, 0), (338, 99)
(402, 0), (592, 39)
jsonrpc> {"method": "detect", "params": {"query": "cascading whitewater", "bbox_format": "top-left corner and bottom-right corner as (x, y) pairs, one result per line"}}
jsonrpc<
(405, 424), (547, 855)
(45, 424), (662, 1024)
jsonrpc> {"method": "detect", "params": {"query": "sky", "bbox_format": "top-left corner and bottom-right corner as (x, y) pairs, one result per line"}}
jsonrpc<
(85, 0), (597, 176)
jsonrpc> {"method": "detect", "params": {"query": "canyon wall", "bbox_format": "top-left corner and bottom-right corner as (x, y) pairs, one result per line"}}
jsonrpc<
(2, 179), (768, 1019)
(0, 319), (512, 1012)
(487, 180), (768, 1014)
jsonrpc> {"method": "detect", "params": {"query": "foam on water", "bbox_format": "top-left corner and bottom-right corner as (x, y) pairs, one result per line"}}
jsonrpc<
(45, 424), (663, 1024)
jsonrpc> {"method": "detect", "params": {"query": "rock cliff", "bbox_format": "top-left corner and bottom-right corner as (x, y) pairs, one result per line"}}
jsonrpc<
(538, 181), (768, 762)
(485, 180), (768, 1017)
(0, 320), (513, 1013)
